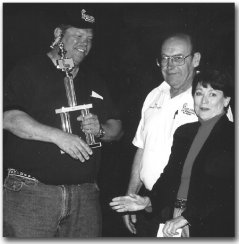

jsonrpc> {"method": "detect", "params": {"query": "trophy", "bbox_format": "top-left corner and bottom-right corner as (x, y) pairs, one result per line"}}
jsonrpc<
(54, 41), (101, 150)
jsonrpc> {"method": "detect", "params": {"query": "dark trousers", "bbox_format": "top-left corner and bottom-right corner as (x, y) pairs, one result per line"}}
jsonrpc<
(134, 186), (173, 237)
(135, 210), (159, 237)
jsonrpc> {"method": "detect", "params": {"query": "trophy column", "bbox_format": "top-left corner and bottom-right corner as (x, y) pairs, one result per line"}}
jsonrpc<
(54, 41), (102, 153)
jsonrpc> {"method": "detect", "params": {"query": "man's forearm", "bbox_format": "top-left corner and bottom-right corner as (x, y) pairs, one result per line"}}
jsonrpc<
(126, 148), (144, 195)
(3, 110), (63, 144)
(144, 197), (152, 212)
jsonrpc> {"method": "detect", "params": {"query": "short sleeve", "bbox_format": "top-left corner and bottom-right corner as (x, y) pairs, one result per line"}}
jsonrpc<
(4, 63), (35, 113)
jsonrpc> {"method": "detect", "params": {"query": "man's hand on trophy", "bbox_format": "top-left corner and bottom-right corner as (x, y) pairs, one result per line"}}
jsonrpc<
(54, 130), (93, 162)
(77, 113), (100, 136)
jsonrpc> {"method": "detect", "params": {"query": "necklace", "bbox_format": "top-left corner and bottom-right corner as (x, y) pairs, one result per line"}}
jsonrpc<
(47, 52), (79, 78)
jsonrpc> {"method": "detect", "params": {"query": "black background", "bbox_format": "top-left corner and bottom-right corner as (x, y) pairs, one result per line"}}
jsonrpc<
(3, 3), (235, 237)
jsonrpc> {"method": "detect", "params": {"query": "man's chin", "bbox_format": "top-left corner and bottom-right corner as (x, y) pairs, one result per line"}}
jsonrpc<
(166, 78), (179, 86)
(73, 57), (85, 66)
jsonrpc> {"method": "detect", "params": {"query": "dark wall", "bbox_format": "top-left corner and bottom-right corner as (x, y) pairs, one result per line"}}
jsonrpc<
(4, 3), (235, 78)
(3, 2), (235, 115)
(3, 3), (235, 237)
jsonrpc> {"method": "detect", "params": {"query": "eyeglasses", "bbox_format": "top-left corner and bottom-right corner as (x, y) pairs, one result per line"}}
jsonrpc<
(156, 54), (192, 67)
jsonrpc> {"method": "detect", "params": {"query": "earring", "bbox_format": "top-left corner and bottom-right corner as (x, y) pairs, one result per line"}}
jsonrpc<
(156, 58), (160, 67)
(50, 36), (61, 49)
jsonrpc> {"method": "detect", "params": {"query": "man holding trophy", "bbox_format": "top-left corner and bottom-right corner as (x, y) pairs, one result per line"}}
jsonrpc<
(3, 8), (122, 237)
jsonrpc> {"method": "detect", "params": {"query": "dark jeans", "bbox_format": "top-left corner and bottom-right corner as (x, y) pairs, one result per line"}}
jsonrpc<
(3, 175), (101, 237)
(135, 211), (159, 237)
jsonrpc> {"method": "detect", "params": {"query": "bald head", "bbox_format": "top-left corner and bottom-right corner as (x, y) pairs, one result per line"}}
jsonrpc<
(161, 34), (193, 56)
(160, 33), (201, 97)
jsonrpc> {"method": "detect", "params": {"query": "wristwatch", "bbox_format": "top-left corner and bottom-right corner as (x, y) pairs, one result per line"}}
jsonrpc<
(96, 125), (106, 139)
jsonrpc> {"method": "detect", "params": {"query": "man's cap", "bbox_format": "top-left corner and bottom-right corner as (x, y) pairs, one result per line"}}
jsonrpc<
(57, 7), (96, 29)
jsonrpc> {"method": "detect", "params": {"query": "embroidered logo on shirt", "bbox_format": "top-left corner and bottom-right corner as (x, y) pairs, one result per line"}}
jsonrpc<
(91, 91), (103, 100)
(181, 103), (195, 115)
(149, 102), (161, 109)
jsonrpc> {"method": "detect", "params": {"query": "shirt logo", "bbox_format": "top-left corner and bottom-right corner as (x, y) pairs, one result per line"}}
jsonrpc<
(181, 103), (195, 115)
(149, 102), (161, 109)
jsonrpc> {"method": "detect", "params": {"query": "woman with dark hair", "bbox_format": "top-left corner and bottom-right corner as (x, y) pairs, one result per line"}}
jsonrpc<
(110, 69), (235, 237)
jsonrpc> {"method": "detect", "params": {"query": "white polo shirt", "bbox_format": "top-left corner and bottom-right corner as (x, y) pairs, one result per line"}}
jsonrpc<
(133, 81), (233, 191)
(132, 81), (198, 190)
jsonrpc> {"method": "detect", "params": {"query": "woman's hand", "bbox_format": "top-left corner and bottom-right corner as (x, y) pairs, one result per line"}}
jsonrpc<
(109, 194), (150, 212)
(162, 216), (188, 237)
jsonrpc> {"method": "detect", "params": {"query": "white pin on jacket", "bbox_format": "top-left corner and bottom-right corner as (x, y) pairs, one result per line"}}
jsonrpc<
(91, 91), (103, 100)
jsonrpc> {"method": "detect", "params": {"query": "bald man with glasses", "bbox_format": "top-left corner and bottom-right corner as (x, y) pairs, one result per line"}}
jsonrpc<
(122, 33), (201, 236)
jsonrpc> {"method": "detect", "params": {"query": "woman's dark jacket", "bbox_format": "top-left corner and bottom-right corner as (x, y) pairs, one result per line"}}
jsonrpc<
(148, 115), (235, 237)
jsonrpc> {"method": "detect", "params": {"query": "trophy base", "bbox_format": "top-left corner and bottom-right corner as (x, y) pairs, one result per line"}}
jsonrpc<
(89, 142), (102, 148)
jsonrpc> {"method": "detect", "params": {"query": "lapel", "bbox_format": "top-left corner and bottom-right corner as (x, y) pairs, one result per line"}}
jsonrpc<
(191, 115), (230, 170)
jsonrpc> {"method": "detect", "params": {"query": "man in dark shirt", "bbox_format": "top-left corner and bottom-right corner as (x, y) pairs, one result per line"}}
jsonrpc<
(3, 8), (122, 237)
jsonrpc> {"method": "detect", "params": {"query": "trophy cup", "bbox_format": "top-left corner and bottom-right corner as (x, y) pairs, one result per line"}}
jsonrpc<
(54, 41), (101, 151)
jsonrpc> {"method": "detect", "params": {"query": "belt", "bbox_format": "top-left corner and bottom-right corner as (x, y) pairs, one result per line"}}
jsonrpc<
(174, 198), (187, 209)
(7, 168), (95, 186)
(8, 168), (38, 181)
